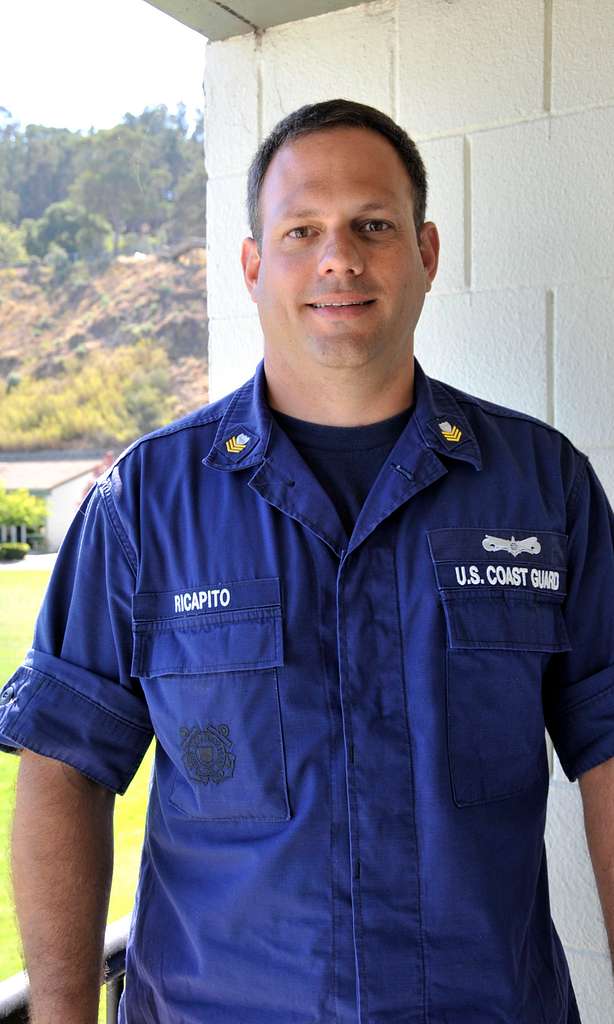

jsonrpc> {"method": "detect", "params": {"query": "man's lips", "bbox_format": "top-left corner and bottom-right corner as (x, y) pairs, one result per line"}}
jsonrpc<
(307, 293), (374, 306)
(306, 295), (376, 318)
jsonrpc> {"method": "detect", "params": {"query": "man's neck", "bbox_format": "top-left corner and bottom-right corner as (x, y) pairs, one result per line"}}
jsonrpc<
(264, 355), (415, 427)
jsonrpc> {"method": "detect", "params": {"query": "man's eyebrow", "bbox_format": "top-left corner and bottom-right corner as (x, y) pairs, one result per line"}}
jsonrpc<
(277, 199), (400, 221)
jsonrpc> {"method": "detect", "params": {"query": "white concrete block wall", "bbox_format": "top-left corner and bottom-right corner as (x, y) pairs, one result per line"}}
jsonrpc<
(204, 35), (259, 178)
(418, 136), (465, 295)
(417, 288), (550, 419)
(206, 175), (253, 320)
(471, 109), (614, 290)
(397, 0), (546, 136)
(205, 33), (261, 385)
(261, 0), (396, 134)
(554, 279), (614, 447)
(204, 2), (614, 1017)
(551, 0), (614, 112)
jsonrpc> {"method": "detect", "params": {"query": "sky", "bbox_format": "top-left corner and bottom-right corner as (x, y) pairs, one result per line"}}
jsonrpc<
(1, 0), (207, 133)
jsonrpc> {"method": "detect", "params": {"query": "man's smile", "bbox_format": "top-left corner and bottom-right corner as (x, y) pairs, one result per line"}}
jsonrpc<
(306, 293), (377, 318)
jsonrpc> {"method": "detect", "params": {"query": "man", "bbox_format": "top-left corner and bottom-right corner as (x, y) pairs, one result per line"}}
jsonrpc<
(1, 98), (613, 1024)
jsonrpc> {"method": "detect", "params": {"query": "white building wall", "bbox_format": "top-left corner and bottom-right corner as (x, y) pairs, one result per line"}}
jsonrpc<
(45, 473), (92, 552)
(204, 2), (614, 1017)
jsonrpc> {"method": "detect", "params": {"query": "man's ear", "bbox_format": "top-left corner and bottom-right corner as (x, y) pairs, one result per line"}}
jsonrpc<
(417, 221), (440, 293)
(241, 236), (261, 302)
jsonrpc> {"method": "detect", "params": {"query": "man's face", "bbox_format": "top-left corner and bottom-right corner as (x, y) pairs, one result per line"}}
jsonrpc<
(241, 126), (439, 375)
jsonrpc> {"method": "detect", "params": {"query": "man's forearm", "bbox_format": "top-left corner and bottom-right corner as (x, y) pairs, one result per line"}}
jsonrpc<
(11, 749), (115, 1024)
(579, 756), (614, 976)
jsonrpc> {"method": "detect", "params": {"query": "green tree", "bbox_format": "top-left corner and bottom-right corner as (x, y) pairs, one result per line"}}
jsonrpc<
(43, 241), (71, 283)
(70, 124), (171, 256)
(23, 200), (112, 261)
(191, 108), (204, 148)
(124, 104), (190, 197)
(0, 122), (81, 223)
(164, 165), (206, 243)
(0, 108), (21, 223)
(75, 219), (112, 261)
(0, 484), (47, 530)
(0, 222), (27, 264)
(0, 103), (206, 256)
(120, 104), (206, 244)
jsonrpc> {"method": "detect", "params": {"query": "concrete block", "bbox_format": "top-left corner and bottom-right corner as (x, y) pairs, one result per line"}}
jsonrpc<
(208, 316), (264, 402)
(586, 448), (614, 507)
(206, 175), (254, 321)
(472, 108), (614, 291)
(545, 779), (608, 954)
(415, 287), (548, 420)
(564, 948), (614, 1024)
(398, 0), (544, 139)
(554, 279), (614, 448)
(419, 135), (465, 294)
(552, 0), (614, 112)
(204, 36), (260, 178)
(261, 0), (395, 135)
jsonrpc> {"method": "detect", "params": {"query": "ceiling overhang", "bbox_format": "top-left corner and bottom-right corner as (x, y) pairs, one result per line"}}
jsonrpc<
(143, 1), (367, 40)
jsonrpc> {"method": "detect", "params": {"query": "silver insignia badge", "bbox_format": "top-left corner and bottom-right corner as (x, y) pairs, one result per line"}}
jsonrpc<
(482, 534), (541, 557)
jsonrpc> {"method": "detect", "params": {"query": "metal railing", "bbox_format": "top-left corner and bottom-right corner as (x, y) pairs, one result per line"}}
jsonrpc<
(0, 915), (130, 1023)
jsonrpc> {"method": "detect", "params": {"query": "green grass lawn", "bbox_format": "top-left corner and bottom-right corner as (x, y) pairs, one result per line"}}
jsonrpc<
(0, 568), (153, 1015)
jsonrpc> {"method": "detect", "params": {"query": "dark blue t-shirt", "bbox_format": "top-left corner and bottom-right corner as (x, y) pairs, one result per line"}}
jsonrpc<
(272, 404), (413, 536)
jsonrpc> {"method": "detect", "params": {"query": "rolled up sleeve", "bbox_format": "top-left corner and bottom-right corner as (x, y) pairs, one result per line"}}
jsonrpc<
(544, 456), (614, 782)
(0, 478), (153, 794)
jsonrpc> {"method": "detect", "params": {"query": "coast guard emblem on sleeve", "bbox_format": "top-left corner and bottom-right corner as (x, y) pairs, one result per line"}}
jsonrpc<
(180, 723), (236, 784)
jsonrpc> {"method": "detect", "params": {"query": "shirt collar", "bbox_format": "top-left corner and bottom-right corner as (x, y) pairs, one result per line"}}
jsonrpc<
(203, 360), (273, 472)
(410, 357), (482, 471)
(203, 356), (482, 473)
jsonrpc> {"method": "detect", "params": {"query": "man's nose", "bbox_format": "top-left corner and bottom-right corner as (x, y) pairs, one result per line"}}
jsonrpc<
(317, 230), (364, 276)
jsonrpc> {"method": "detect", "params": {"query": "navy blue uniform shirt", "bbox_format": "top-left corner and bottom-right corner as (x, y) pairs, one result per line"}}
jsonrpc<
(1, 356), (613, 1023)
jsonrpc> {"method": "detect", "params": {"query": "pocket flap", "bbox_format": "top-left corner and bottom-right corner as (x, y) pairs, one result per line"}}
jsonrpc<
(441, 591), (571, 653)
(131, 578), (283, 678)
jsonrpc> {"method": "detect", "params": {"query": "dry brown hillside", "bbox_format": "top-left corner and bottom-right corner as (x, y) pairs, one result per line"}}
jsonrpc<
(0, 250), (208, 438)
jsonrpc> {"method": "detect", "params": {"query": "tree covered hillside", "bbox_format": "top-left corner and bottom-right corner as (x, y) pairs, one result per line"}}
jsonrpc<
(0, 104), (209, 452)
(0, 103), (205, 262)
(0, 252), (208, 451)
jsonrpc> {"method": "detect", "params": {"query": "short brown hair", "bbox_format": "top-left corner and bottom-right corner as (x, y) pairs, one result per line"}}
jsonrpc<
(246, 98), (428, 249)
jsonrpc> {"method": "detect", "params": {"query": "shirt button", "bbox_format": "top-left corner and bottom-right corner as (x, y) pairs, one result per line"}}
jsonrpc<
(0, 685), (15, 705)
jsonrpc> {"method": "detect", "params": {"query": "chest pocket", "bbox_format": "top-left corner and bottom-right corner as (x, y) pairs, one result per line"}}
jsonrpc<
(131, 577), (290, 822)
(428, 528), (572, 807)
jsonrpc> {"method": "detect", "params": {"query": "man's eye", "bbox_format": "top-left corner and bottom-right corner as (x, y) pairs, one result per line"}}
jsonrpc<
(287, 226), (313, 239)
(362, 220), (390, 232)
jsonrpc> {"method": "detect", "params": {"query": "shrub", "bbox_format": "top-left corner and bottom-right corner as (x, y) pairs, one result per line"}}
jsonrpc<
(6, 372), (21, 394)
(0, 223), (28, 266)
(0, 485), (47, 530)
(0, 542), (30, 562)
(0, 340), (177, 449)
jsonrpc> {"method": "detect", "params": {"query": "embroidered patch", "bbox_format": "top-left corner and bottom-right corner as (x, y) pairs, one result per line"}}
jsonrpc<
(180, 723), (236, 785)
(213, 425), (260, 463)
(225, 432), (251, 454)
(438, 420), (462, 443)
